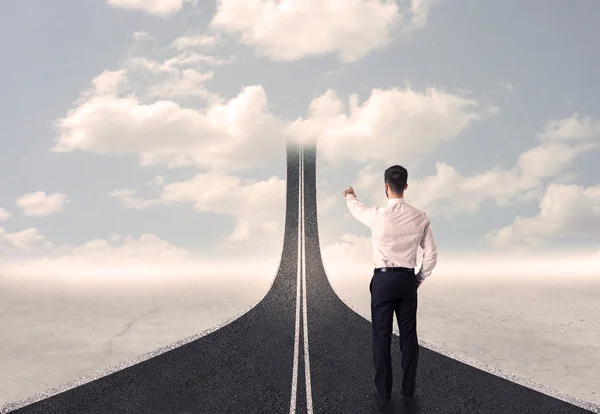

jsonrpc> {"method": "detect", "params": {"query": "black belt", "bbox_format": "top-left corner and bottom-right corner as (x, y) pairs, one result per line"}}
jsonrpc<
(374, 267), (414, 274)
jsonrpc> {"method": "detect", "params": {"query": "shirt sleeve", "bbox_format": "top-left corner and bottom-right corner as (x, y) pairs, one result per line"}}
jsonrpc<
(416, 215), (437, 282)
(345, 194), (377, 228)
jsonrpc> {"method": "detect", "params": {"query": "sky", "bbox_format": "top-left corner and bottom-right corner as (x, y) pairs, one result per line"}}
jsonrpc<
(1, 0), (600, 278)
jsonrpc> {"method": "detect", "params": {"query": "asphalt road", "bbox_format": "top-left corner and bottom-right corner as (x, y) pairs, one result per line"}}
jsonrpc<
(8, 141), (595, 414)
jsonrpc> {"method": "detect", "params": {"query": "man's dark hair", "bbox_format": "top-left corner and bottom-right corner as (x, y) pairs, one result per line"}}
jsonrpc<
(384, 165), (408, 195)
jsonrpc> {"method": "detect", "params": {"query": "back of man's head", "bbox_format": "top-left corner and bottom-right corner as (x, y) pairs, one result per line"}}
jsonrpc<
(384, 165), (408, 195)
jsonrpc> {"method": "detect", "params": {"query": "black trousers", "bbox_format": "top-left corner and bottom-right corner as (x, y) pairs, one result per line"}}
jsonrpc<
(370, 269), (419, 399)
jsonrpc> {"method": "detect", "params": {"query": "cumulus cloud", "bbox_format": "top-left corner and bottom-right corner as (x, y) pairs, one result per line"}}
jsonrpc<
(133, 31), (153, 41)
(109, 189), (164, 210)
(147, 68), (217, 100)
(537, 113), (600, 141)
(146, 176), (165, 187)
(111, 173), (286, 247)
(211, 0), (441, 62)
(322, 233), (374, 275)
(50, 20), (502, 261)
(170, 34), (220, 51)
(485, 184), (600, 248)
(287, 86), (484, 167)
(123, 55), (226, 102)
(0, 228), (46, 251)
(55, 60), (479, 176)
(16, 192), (70, 217)
(76, 33), (233, 103)
(350, 113), (599, 216)
(106, 0), (197, 17)
(316, 178), (337, 216)
(163, 34), (235, 71)
(52, 70), (284, 172)
(0, 208), (10, 222)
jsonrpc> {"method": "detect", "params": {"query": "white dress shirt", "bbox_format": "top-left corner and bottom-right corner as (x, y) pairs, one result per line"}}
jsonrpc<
(345, 194), (438, 282)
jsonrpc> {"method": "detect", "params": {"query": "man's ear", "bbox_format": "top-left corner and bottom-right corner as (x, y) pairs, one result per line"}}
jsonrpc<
(405, 183), (408, 191)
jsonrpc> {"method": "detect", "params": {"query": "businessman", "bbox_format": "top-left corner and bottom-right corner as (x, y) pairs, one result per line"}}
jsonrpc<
(343, 165), (437, 411)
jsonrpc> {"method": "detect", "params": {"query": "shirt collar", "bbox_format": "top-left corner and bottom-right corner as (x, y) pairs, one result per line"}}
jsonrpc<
(387, 197), (406, 206)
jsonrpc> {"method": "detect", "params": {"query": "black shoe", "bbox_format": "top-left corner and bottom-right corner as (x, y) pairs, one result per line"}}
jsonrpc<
(372, 390), (392, 412)
(400, 391), (414, 405)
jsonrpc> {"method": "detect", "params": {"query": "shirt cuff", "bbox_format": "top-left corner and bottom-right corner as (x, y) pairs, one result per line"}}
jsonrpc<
(345, 194), (357, 201)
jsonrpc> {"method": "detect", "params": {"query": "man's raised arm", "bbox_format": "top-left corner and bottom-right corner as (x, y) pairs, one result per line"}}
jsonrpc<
(343, 186), (378, 228)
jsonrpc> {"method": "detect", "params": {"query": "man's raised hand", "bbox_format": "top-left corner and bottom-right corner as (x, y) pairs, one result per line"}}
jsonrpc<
(343, 186), (356, 197)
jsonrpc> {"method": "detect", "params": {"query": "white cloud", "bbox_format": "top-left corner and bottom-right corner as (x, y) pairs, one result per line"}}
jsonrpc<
(287, 86), (483, 167)
(167, 51), (235, 67)
(516, 140), (596, 181)
(322, 233), (373, 274)
(56, 72), (482, 172)
(537, 113), (600, 141)
(124, 56), (224, 102)
(146, 176), (165, 187)
(120, 32), (235, 103)
(0, 208), (10, 222)
(88, 70), (126, 97)
(211, 0), (440, 62)
(351, 165), (383, 199)
(55, 50), (485, 175)
(109, 189), (164, 210)
(0, 228), (46, 251)
(16, 192), (70, 217)
(405, 0), (443, 30)
(157, 34), (235, 76)
(128, 49), (231, 75)
(133, 31), (153, 41)
(350, 113), (599, 217)
(106, 0), (197, 17)
(408, 142), (594, 216)
(166, 174), (283, 245)
(316, 178), (336, 215)
(148, 68), (217, 100)
(109, 234), (121, 242)
(485, 183), (600, 248)
(110, 172), (286, 248)
(91, 30), (233, 104)
(53, 71), (285, 173)
(170, 34), (220, 51)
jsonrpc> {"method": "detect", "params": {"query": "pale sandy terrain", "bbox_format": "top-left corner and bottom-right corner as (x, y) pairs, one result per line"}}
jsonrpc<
(0, 272), (272, 406)
(1, 270), (599, 408)
(328, 271), (600, 407)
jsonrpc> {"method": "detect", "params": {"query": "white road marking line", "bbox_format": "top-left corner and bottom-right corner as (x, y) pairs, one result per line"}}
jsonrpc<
(289, 143), (314, 413)
(300, 144), (314, 413)
(289, 146), (302, 414)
